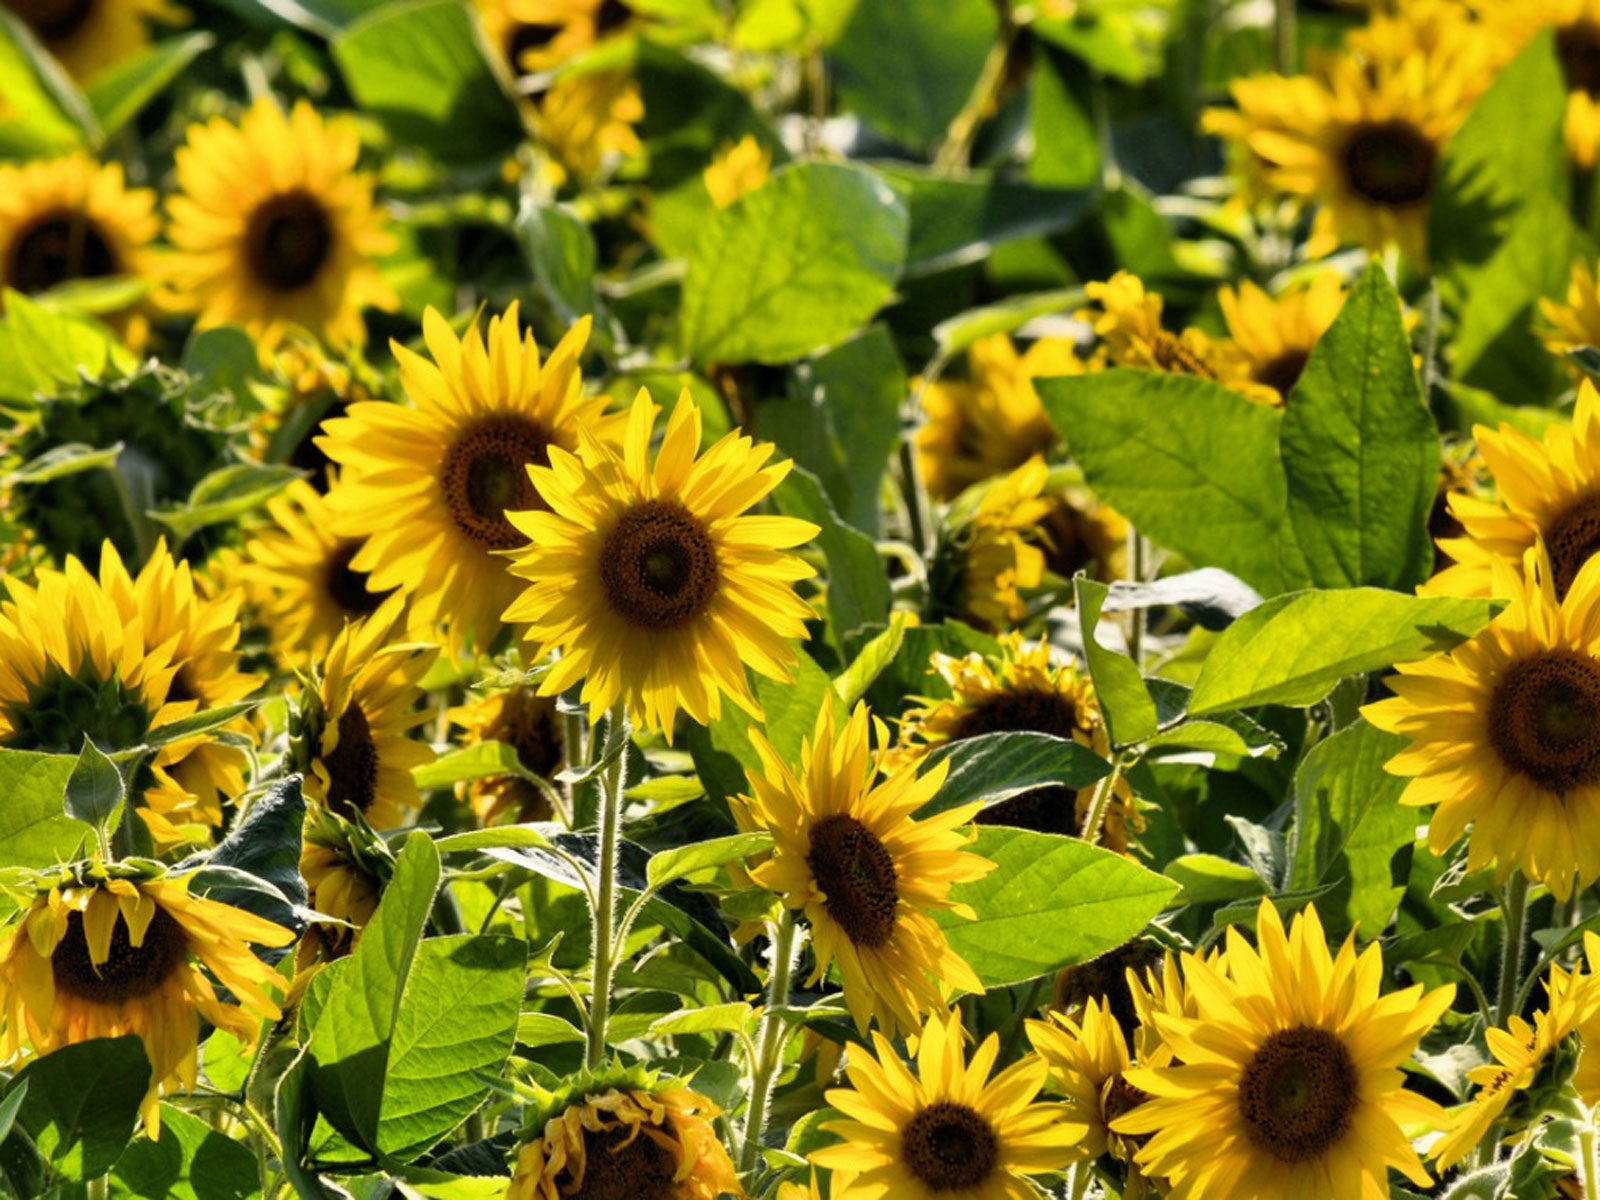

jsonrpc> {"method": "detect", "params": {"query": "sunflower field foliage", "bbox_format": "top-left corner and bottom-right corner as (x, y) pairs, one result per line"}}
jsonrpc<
(13, 1), (1600, 1199)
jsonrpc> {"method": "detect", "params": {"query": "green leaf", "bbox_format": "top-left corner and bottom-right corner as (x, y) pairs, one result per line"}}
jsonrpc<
(1142, 718), (1282, 760)
(84, 32), (213, 138)
(514, 1011), (586, 1047)
(184, 776), (308, 932)
(645, 832), (773, 889)
(1280, 262), (1438, 590)
(1187, 589), (1500, 715)
(0, 1083), (25, 1146)
(0, 14), (96, 156)
(3, 442), (124, 486)
(934, 827), (1178, 987)
(882, 168), (1094, 277)
(1039, 370), (1309, 596)
(833, 611), (916, 708)
(112, 1102), (258, 1200)
(9, 1037), (150, 1179)
(1165, 854), (1269, 905)
(275, 1048), (338, 1200)
(0, 750), (86, 868)
(635, 41), (778, 189)
(332, 0), (526, 165)
(699, 648), (840, 795)
(517, 198), (597, 323)
(63, 735), (123, 836)
(142, 700), (261, 749)
(863, 620), (997, 716)
(1287, 720), (1416, 938)
(647, 1002), (754, 1037)
(0, 291), (130, 413)
(413, 741), (531, 790)
(773, 467), (889, 655)
(916, 731), (1111, 817)
(1075, 577), (1157, 745)
(932, 289), (1079, 357)
(149, 463), (302, 541)
(433, 825), (554, 854)
(680, 161), (908, 364)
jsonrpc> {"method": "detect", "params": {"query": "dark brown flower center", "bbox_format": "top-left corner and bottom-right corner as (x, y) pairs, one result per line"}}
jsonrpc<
(950, 688), (1082, 741)
(1255, 348), (1312, 398)
(598, 500), (721, 631)
(1055, 940), (1165, 1035)
(900, 1101), (1001, 1192)
(6, 0), (94, 42)
(1341, 120), (1436, 207)
(245, 190), (334, 292)
(324, 540), (389, 617)
(1546, 493), (1600, 599)
(323, 704), (379, 820)
(1102, 1073), (1150, 1126)
(1488, 651), (1600, 793)
(52, 904), (188, 1004)
(1237, 1026), (1358, 1164)
(439, 416), (550, 550)
(8, 211), (116, 295)
(501, 691), (564, 779)
(974, 786), (1081, 836)
(1559, 20), (1600, 98)
(506, 21), (561, 70)
(571, 1123), (677, 1200)
(806, 813), (899, 948)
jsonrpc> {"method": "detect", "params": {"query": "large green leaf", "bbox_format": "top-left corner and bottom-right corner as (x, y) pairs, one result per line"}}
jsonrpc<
(679, 161), (908, 364)
(0, 291), (131, 415)
(1187, 589), (1499, 715)
(112, 1103), (258, 1200)
(882, 168), (1094, 276)
(1279, 262), (1437, 590)
(84, 33), (213, 139)
(8, 1037), (149, 1179)
(934, 827), (1178, 987)
(773, 468), (889, 656)
(0, 749), (87, 868)
(916, 732), (1111, 817)
(1075, 577), (1157, 745)
(0, 14), (95, 156)
(516, 198), (597, 324)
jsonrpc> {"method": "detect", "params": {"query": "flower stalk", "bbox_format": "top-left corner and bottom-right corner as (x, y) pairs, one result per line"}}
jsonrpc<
(585, 700), (629, 1071)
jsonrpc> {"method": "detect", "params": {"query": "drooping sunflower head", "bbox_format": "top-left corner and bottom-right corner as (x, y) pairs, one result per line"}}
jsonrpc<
(294, 594), (438, 831)
(0, 865), (293, 1131)
(812, 1008), (1084, 1200)
(3, 0), (183, 81)
(505, 388), (818, 737)
(1113, 898), (1454, 1198)
(1217, 271), (1347, 404)
(704, 134), (772, 208)
(927, 455), (1053, 631)
(165, 97), (396, 355)
(1028, 997), (1142, 1165)
(295, 805), (393, 973)
(733, 700), (994, 1035)
(1368, 546), (1600, 899)
(448, 685), (564, 825)
(320, 305), (610, 657)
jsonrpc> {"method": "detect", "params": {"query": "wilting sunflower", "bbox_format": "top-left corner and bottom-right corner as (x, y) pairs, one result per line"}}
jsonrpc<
(893, 633), (1139, 850)
(449, 686), (564, 825)
(295, 595), (437, 831)
(1542, 259), (1600, 378)
(505, 1078), (740, 1200)
(3, 0), (182, 81)
(240, 480), (397, 666)
(1082, 272), (1257, 394)
(704, 135), (772, 209)
(1367, 547), (1600, 900)
(505, 389), (818, 736)
(812, 1008), (1083, 1199)
(295, 805), (391, 973)
(0, 154), (159, 335)
(0, 866), (292, 1130)
(321, 305), (612, 657)
(1217, 272), (1347, 404)
(733, 701), (993, 1036)
(1113, 899), (1454, 1199)
(1483, 0), (1600, 167)
(1429, 380), (1600, 600)
(915, 335), (1071, 503)
(1028, 998), (1144, 1166)
(165, 97), (396, 355)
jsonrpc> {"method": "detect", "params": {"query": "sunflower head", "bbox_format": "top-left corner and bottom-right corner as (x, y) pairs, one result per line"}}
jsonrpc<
(1028, 997), (1141, 1164)
(529, 69), (645, 186)
(1217, 272), (1347, 404)
(1051, 937), (1167, 1034)
(295, 805), (394, 972)
(448, 685), (564, 825)
(926, 456), (1053, 631)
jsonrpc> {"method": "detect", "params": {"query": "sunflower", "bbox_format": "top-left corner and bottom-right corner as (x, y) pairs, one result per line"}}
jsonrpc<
(1051, 938), (1167, 1035)
(448, 686), (564, 825)
(1542, 259), (1600, 378)
(1081, 272), (1259, 395)
(1027, 999), (1143, 1167)
(0, 154), (159, 337)
(1368, 544), (1600, 899)
(530, 68), (645, 186)
(240, 480), (398, 667)
(915, 335), (1071, 503)
(892, 632), (1138, 850)
(732, 701), (993, 1036)
(504, 388), (818, 736)
(0, 866), (293, 1131)
(1217, 272), (1347, 404)
(1481, 0), (1600, 167)
(296, 595), (438, 831)
(1113, 899), (1455, 1199)
(165, 97), (396, 355)
(3, 0), (182, 81)
(704, 135), (771, 209)
(321, 305), (613, 658)
(295, 806), (391, 973)
(505, 1082), (741, 1200)
(931, 456), (1053, 631)
(811, 1007), (1083, 1199)
(1035, 484), (1128, 584)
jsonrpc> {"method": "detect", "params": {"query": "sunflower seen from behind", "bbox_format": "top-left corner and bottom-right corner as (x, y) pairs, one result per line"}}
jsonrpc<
(812, 1007), (1083, 1200)
(1366, 547), (1600, 900)
(3, 0), (182, 81)
(732, 701), (993, 1036)
(165, 97), (396, 355)
(1113, 898), (1454, 1200)
(505, 388), (817, 736)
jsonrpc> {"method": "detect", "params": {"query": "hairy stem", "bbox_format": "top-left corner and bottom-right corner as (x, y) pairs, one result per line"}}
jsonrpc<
(585, 700), (629, 1071)
(740, 911), (799, 1173)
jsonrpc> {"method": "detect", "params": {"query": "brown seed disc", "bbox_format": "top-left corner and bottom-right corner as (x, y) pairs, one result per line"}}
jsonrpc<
(324, 540), (390, 617)
(569, 1123), (678, 1200)
(806, 813), (899, 948)
(597, 499), (721, 631)
(8, 210), (116, 295)
(1559, 20), (1600, 97)
(52, 903), (188, 1003)
(900, 1101), (1001, 1192)
(1255, 348), (1312, 398)
(438, 416), (551, 550)
(1340, 120), (1437, 207)
(323, 704), (379, 820)
(1236, 1026), (1359, 1163)
(1488, 650), (1600, 792)
(950, 687), (1083, 742)
(245, 190), (334, 293)
(1545, 493), (1600, 599)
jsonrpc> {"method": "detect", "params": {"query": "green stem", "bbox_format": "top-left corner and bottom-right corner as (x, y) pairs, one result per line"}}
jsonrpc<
(87, 1175), (108, 1200)
(1419, 278), (1441, 408)
(1582, 1110), (1600, 1200)
(1067, 1160), (1092, 1200)
(1079, 753), (1126, 849)
(740, 910), (799, 1174)
(1496, 872), (1530, 1027)
(934, 22), (1015, 174)
(585, 700), (629, 1071)
(1271, 0), (1296, 76)
(1126, 530), (1149, 670)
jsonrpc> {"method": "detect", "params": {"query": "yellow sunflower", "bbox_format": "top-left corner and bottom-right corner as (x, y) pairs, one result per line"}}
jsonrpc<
(1217, 272), (1348, 404)
(486, 0), (636, 74)
(892, 632), (1138, 850)
(0, 867), (292, 1131)
(812, 1007), (1084, 1199)
(294, 806), (390, 973)
(1571, 932), (1600, 1106)
(704, 135), (771, 209)
(298, 595), (438, 831)
(505, 1084), (741, 1200)
(732, 701), (993, 1036)
(1481, 0), (1600, 167)
(937, 455), (1053, 631)
(3, 0), (182, 81)
(1542, 259), (1600, 378)
(321, 306), (612, 658)
(448, 686), (564, 825)
(1367, 546), (1600, 900)
(1027, 998), (1143, 1167)
(240, 480), (398, 667)
(915, 335), (1071, 503)
(1429, 380), (1600, 601)
(165, 97), (396, 355)
(0, 154), (159, 337)
(1113, 898), (1455, 1199)
(1035, 484), (1128, 583)
(530, 68), (644, 186)
(1082, 272), (1260, 394)
(504, 388), (818, 736)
